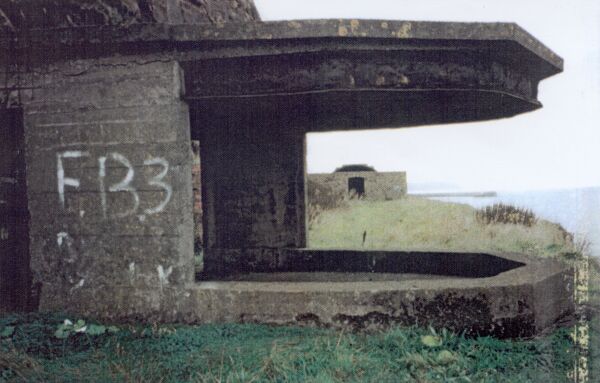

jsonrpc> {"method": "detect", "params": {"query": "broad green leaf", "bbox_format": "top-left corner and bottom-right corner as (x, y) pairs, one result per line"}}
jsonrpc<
(107, 326), (120, 334)
(0, 326), (14, 337)
(63, 319), (73, 326)
(54, 327), (70, 339)
(420, 335), (442, 348)
(436, 350), (457, 365)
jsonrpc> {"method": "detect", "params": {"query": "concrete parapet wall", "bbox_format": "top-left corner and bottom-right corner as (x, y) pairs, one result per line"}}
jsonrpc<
(38, 250), (574, 339)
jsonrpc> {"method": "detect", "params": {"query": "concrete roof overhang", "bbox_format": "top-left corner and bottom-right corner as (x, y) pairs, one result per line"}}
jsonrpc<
(2, 20), (562, 131)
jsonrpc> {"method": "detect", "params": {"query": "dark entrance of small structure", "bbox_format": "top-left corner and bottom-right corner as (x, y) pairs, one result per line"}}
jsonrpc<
(0, 108), (32, 312)
(348, 177), (365, 198)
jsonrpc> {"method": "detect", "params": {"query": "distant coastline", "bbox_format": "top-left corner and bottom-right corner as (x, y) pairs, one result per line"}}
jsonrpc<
(414, 187), (600, 258)
(409, 191), (497, 198)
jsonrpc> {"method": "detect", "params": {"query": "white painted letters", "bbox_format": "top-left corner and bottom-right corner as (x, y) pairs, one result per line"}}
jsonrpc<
(107, 153), (140, 218)
(157, 265), (173, 293)
(144, 157), (172, 215)
(57, 151), (173, 218)
(57, 151), (89, 209)
(56, 231), (68, 246)
(98, 156), (108, 218)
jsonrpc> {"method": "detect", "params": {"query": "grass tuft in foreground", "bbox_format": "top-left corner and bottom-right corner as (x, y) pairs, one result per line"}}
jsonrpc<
(0, 313), (579, 382)
(475, 203), (538, 227)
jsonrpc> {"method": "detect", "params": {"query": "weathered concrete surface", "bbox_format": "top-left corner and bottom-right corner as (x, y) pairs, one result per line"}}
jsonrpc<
(309, 169), (407, 201)
(185, 44), (551, 131)
(21, 56), (194, 306)
(37, 251), (574, 338)
(1, 19), (563, 123)
(0, 20), (561, 69)
(1, 21), (562, 111)
(0, 0), (259, 31)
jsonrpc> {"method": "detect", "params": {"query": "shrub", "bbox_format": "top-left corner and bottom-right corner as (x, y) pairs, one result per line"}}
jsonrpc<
(475, 203), (538, 227)
(306, 179), (347, 229)
(306, 179), (346, 211)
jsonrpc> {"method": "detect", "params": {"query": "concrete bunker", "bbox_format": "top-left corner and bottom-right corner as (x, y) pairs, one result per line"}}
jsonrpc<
(0, 0), (573, 337)
(308, 164), (407, 201)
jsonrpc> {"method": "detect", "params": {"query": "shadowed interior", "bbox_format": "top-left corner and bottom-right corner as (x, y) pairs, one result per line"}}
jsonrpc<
(197, 249), (526, 280)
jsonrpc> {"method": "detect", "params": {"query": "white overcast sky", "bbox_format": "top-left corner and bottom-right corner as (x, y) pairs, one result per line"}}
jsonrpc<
(254, 0), (600, 192)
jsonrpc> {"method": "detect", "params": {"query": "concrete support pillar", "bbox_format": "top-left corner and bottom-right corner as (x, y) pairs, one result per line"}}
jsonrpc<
(193, 102), (306, 275)
(22, 58), (194, 313)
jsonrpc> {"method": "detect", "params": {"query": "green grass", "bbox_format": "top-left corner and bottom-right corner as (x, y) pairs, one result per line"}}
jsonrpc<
(588, 258), (600, 382)
(308, 197), (574, 258)
(0, 313), (578, 382)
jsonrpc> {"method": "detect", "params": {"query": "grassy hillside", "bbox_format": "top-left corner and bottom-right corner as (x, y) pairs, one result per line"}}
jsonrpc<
(308, 196), (574, 258)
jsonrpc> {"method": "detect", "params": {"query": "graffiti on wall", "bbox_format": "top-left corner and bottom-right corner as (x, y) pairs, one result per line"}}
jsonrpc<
(57, 151), (172, 219)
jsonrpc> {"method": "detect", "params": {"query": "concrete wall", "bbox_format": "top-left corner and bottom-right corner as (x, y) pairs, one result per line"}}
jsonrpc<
(21, 57), (194, 311)
(308, 171), (407, 201)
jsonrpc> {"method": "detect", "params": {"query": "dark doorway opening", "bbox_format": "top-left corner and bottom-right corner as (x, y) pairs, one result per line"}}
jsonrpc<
(0, 108), (32, 313)
(348, 177), (365, 198)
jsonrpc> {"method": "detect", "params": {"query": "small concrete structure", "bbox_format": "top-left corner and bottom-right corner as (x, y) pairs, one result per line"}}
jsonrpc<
(309, 165), (407, 200)
(0, 1), (573, 336)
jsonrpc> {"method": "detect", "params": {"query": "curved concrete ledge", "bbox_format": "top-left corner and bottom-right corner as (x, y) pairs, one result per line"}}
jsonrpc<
(190, 251), (574, 338)
(186, 45), (545, 129)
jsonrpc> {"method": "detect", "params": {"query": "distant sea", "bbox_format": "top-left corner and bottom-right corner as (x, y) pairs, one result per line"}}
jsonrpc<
(414, 187), (600, 257)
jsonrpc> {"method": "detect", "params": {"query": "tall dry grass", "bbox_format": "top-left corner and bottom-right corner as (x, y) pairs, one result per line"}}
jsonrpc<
(308, 197), (575, 259)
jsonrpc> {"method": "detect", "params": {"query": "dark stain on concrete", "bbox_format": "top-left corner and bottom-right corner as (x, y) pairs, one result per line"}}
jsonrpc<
(332, 311), (394, 332)
(295, 312), (323, 326)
